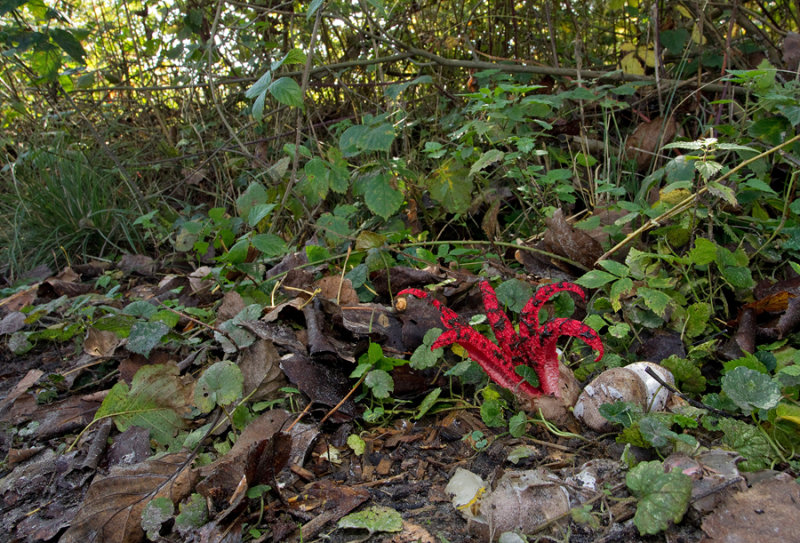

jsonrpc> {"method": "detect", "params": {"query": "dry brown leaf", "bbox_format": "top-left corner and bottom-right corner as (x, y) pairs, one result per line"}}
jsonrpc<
(239, 338), (286, 402)
(61, 452), (197, 543)
(625, 116), (677, 170)
(316, 275), (359, 305)
(542, 208), (604, 269)
(84, 327), (123, 357)
(784, 31), (800, 72)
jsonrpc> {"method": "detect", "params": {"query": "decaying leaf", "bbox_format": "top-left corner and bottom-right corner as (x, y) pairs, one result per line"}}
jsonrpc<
(625, 116), (678, 170)
(542, 208), (604, 270)
(60, 452), (197, 543)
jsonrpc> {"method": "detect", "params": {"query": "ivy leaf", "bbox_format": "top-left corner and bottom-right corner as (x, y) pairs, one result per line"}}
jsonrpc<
(364, 369), (393, 399)
(721, 366), (781, 413)
(626, 460), (692, 535)
(194, 360), (244, 413)
(269, 77), (303, 107)
(94, 364), (189, 446)
(127, 321), (169, 357)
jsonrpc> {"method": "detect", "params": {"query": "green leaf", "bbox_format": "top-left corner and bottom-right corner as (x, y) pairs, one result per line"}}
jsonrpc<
(469, 149), (505, 176)
(575, 270), (618, 288)
(50, 28), (86, 63)
(281, 48), (306, 65)
(364, 369), (393, 399)
(706, 181), (737, 205)
(339, 125), (369, 156)
(688, 238), (718, 266)
(597, 259), (630, 277)
(508, 411), (528, 438)
(718, 417), (775, 471)
(694, 160), (723, 180)
(661, 356), (706, 394)
(721, 366), (781, 413)
(609, 277), (634, 311)
(720, 266), (754, 289)
(127, 321), (169, 357)
(337, 505), (403, 535)
(303, 157), (330, 199)
(247, 203), (277, 228)
(684, 302), (711, 338)
(494, 278), (534, 313)
(363, 123), (396, 152)
(194, 360), (244, 413)
(269, 77), (303, 107)
(427, 159), (473, 214)
(251, 233), (288, 257)
(307, 0), (324, 17)
(637, 287), (672, 317)
(237, 182), (268, 217)
(175, 493), (208, 534)
(626, 460), (692, 535)
(142, 498), (174, 541)
(414, 387), (441, 420)
(480, 398), (505, 427)
(363, 173), (403, 219)
(246, 70), (272, 99)
(514, 365), (540, 388)
(124, 300), (157, 319)
(410, 342), (440, 370)
(94, 364), (188, 446)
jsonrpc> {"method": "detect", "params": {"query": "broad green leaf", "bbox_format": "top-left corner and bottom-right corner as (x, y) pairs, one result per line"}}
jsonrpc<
(775, 403), (800, 426)
(246, 70), (272, 98)
(575, 270), (617, 288)
(718, 417), (775, 471)
(661, 356), (706, 394)
(721, 366), (781, 413)
(50, 28), (86, 63)
(363, 123), (395, 152)
(626, 460), (692, 535)
(281, 48), (306, 65)
(508, 411), (528, 438)
(637, 287), (672, 317)
(316, 213), (350, 245)
(127, 321), (169, 357)
(355, 231), (386, 250)
(123, 300), (157, 318)
(688, 238), (717, 266)
(706, 181), (737, 205)
(269, 77), (303, 107)
(721, 266), (754, 289)
(339, 125), (369, 156)
(364, 369), (393, 399)
(337, 506), (403, 534)
(194, 360), (244, 413)
(363, 173), (403, 219)
(307, 0), (324, 18)
(247, 203), (277, 228)
(597, 259), (630, 277)
(236, 182), (268, 217)
(94, 363), (188, 446)
(495, 278), (533, 313)
(684, 302), (711, 338)
(251, 233), (288, 257)
(427, 159), (473, 214)
(514, 365), (540, 388)
(303, 157), (330, 199)
(694, 160), (723, 180)
(469, 149), (505, 176)
(410, 341), (441, 370)
(610, 277), (634, 311)
(480, 398), (505, 427)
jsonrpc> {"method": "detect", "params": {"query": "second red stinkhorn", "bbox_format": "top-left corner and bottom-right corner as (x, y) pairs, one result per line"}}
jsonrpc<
(399, 281), (604, 401)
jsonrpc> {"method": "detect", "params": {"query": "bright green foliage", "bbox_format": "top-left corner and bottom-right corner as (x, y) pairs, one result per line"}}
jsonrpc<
(337, 505), (403, 535)
(194, 360), (244, 413)
(410, 328), (444, 369)
(626, 460), (692, 535)
(95, 364), (189, 446)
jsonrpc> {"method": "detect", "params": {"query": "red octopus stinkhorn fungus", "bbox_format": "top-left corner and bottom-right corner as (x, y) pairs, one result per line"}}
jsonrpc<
(399, 281), (604, 404)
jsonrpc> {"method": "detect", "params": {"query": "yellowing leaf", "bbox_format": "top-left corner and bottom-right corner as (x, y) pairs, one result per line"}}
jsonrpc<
(691, 23), (707, 45)
(675, 5), (692, 18)
(620, 42), (637, 53)
(620, 53), (645, 75)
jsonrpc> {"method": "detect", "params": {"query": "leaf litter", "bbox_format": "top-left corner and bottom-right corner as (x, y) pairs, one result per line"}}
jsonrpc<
(0, 257), (798, 543)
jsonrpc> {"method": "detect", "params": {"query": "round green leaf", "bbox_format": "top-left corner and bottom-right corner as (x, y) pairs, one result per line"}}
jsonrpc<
(194, 360), (244, 413)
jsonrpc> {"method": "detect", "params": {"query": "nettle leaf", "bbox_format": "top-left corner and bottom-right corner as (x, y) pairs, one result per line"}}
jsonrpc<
(364, 369), (393, 399)
(194, 360), (244, 413)
(94, 363), (189, 446)
(576, 270), (618, 288)
(469, 149), (505, 176)
(495, 278), (534, 313)
(598, 259), (630, 277)
(269, 77), (303, 107)
(694, 160), (723, 180)
(721, 366), (781, 413)
(684, 302), (711, 338)
(251, 233), (288, 257)
(247, 204), (277, 228)
(127, 321), (170, 357)
(626, 460), (692, 535)
(364, 173), (403, 219)
(688, 238), (718, 266)
(707, 181), (737, 205)
(721, 266), (755, 289)
(636, 287), (672, 317)
(718, 417), (775, 471)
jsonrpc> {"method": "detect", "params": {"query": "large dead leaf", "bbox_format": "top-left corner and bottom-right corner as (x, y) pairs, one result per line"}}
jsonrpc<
(238, 338), (286, 401)
(784, 31), (800, 72)
(701, 473), (800, 542)
(625, 116), (677, 170)
(94, 363), (192, 446)
(542, 208), (604, 270)
(61, 452), (197, 543)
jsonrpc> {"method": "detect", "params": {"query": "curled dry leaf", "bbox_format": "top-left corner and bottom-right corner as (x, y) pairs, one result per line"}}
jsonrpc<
(625, 116), (677, 170)
(60, 452), (197, 543)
